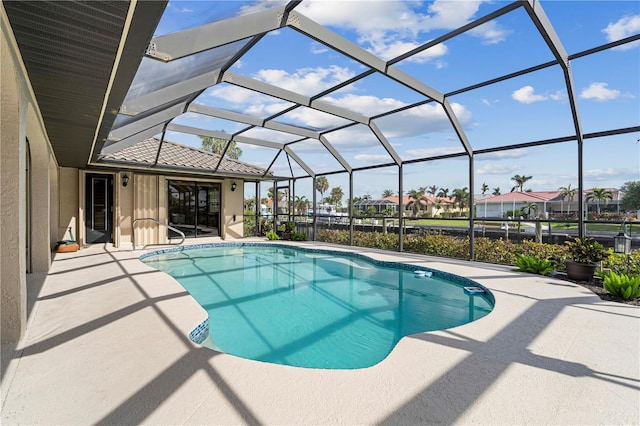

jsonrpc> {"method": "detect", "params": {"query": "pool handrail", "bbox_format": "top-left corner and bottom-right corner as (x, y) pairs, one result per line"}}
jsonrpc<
(132, 217), (185, 250)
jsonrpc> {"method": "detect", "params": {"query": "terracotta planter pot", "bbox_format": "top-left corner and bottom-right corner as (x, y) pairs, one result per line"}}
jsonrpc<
(565, 260), (597, 282)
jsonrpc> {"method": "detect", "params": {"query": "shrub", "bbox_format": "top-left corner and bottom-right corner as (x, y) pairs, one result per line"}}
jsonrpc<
(292, 231), (307, 241)
(514, 254), (555, 275)
(315, 230), (639, 277)
(602, 250), (640, 275)
(603, 271), (640, 300)
(266, 230), (279, 240)
(565, 237), (609, 264)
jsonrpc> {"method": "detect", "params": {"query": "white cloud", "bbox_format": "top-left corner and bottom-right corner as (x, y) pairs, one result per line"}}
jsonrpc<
(353, 153), (393, 164)
(468, 20), (510, 45)
(477, 163), (521, 175)
(477, 149), (528, 160)
(585, 167), (626, 178)
(404, 146), (463, 157)
(310, 42), (328, 54)
(254, 66), (356, 95)
(580, 82), (621, 101)
(180, 7), (193, 13)
(298, 0), (504, 63)
(602, 15), (640, 50)
(364, 38), (449, 62)
(324, 126), (384, 150)
(549, 90), (566, 102)
(238, 0), (287, 16)
(286, 107), (351, 129)
(208, 85), (275, 104)
(240, 128), (298, 143)
(374, 102), (472, 139)
(512, 86), (548, 104)
(435, 59), (447, 69)
(322, 94), (407, 116)
(244, 101), (293, 117)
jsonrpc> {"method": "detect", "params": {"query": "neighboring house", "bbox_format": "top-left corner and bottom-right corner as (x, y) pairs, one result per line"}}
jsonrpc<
(475, 189), (625, 218)
(475, 192), (561, 219)
(354, 196), (456, 217)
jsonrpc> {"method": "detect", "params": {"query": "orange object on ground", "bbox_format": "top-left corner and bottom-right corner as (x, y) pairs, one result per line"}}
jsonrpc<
(55, 243), (79, 253)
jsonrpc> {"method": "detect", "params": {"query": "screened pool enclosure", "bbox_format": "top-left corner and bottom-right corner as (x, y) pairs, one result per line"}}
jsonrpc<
(99, 0), (639, 255)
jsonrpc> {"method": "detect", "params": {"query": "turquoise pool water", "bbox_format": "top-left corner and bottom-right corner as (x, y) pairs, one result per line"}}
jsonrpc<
(142, 244), (494, 369)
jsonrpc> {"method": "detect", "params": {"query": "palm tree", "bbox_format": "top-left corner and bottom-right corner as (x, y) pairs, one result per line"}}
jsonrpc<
(586, 188), (613, 215)
(382, 189), (394, 198)
(452, 187), (469, 216)
(330, 186), (344, 208)
(428, 185), (438, 197)
(407, 189), (424, 217)
(267, 187), (284, 212)
(294, 196), (310, 215)
(492, 187), (501, 196)
(521, 201), (538, 219)
(315, 176), (329, 203)
(434, 198), (443, 217)
(244, 197), (256, 211)
(199, 135), (242, 159)
(437, 188), (450, 214)
(510, 174), (532, 192)
(481, 182), (489, 196)
(437, 187), (450, 199)
(558, 184), (576, 215)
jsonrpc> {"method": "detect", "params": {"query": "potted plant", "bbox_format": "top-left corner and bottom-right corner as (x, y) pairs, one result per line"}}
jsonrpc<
(564, 237), (609, 281)
(280, 221), (295, 240)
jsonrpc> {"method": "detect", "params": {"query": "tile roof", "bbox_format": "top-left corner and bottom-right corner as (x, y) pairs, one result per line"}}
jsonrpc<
(477, 189), (624, 204)
(99, 137), (271, 177)
(382, 195), (454, 205)
(477, 191), (560, 203)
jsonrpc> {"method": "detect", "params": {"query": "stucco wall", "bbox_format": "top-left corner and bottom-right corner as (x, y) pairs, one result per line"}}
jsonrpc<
(224, 180), (244, 239)
(117, 172), (134, 245)
(59, 168), (79, 241)
(132, 174), (159, 247)
(1, 7), (27, 342)
(1, 3), (57, 343)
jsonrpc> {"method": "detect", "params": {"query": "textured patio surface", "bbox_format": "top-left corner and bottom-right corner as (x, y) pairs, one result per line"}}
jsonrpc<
(2, 238), (639, 425)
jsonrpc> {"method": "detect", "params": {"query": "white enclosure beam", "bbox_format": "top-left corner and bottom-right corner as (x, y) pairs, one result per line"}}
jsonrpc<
(146, 6), (289, 62)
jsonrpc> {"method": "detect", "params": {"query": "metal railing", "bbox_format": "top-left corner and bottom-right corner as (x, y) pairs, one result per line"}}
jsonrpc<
(132, 217), (185, 250)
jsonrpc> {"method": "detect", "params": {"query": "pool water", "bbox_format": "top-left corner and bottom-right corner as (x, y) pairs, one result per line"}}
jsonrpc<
(142, 244), (494, 369)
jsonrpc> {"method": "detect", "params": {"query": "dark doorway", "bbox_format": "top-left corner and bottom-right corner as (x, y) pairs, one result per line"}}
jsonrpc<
(85, 173), (113, 243)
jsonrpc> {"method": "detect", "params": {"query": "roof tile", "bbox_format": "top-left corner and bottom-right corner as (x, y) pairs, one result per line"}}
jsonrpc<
(100, 137), (270, 177)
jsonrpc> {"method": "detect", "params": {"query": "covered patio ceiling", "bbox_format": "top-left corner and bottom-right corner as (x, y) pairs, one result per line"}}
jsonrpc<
(4, 1), (639, 180)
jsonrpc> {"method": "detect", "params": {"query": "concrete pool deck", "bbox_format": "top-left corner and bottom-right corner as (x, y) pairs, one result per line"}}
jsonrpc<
(2, 238), (639, 425)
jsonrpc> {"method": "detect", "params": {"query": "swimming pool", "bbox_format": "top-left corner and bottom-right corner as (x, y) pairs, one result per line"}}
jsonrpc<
(141, 243), (494, 369)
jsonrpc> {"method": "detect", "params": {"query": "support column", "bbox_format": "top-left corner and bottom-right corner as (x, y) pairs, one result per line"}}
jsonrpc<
(28, 116), (52, 272)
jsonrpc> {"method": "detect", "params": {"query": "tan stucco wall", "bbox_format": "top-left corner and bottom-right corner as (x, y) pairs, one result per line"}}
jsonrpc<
(223, 180), (244, 239)
(1, 8), (27, 342)
(1, 4), (58, 343)
(132, 174), (159, 247)
(117, 172), (135, 245)
(59, 168), (79, 241)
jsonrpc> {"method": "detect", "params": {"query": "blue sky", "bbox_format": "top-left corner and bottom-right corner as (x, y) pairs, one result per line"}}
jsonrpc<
(148, 0), (639, 200)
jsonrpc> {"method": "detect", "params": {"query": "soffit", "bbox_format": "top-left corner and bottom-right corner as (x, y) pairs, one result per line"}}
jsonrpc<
(3, 0), (167, 168)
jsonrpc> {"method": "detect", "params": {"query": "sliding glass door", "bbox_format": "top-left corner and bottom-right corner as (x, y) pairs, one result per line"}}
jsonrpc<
(168, 181), (220, 238)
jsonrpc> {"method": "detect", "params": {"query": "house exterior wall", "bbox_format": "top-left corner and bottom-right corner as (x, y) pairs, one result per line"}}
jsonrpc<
(59, 168), (79, 242)
(223, 180), (244, 239)
(113, 173), (244, 247)
(1, 4), (58, 343)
